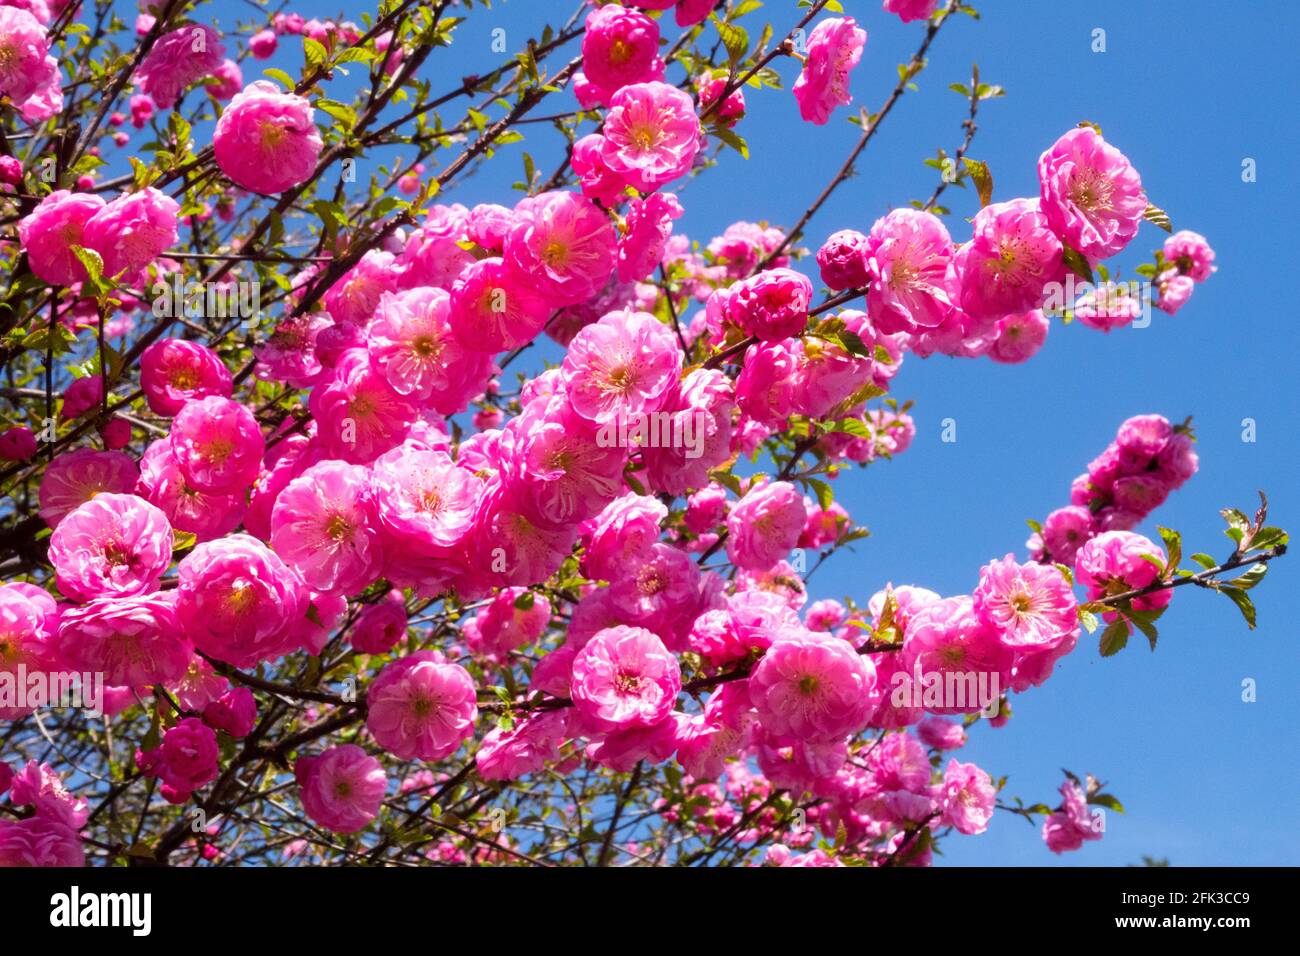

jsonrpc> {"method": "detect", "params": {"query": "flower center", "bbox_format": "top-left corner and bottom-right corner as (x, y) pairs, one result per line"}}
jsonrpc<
(259, 121), (288, 152)
(170, 367), (199, 390)
(798, 674), (820, 696)
(102, 539), (133, 567)
(629, 123), (661, 152)
(608, 39), (633, 65)
(411, 334), (439, 358)
(615, 670), (642, 694)
(541, 240), (570, 268)
(325, 513), (352, 542)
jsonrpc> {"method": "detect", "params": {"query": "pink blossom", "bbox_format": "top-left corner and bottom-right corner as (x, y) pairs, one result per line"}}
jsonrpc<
(570, 625), (681, 732)
(1038, 126), (1146, 262)
(309, 348), (418, 463)
(792, 17), (867, 125)
(270, 460), (383, 595)
(641, 367), (736, 495)
(500, 392), (625, 525)
(917, 715), (966, 750)
(134, 24), (224, 109)
(366, 651), (478, 760)
(367, 287), (494, 412)
(727, 268), (814, 341)
(202, 686), (256, 738)
(175, 533), (307, 668)
(883, 0), (939, 22)
(1040, 504), (1094, 565)
(0, 817), (84, 867)
(816, 229), (871, 291)
(213, 81), (323, 194)
(587, 714), (682, 771)
(350, 590), (408, 655)
(504, 191), (617, 306)
(463, 587), (551, 660)
(1155, 269), (1194, 314)
(325, 250), (400, 327)
(987, 309), (1049, 363)
(0, 426), (36, 462)
(748, 632), (876, 742)
(476, 711), (567, 781)
(1163, 229), (1216, 282)
(580, 3), (664, 101)
(0, 8), (62, 122)
(583, 493), (666, 581)
(249, 28), (277, 59)
(735, 339), (798, 426)
(136, 438), (244, 543)
(726, 480), (806, 571)
(57, 593), (188, 686)
(148, 717), (220, 799)
(140, 338), (233, 416)
(902, 596), (1011, 715)
(940, 759), (995, 834)
(865, 208), (956, 334)
(1042, 779), (1102, 853)
(448, 257), (551, 353)
(207, 58), (242, 100)
(974, 554), (1078, 649)
(466, 203), (515, 251)
(956, 198), (1064, 322)
(607, 543), (701, 647)
(255, 312), (332, 388)
(80, 186), (179, 280)
(48, 493), (172, 602)
(560, 308), (681, 426)
(396, 205), (476, 290)
(59, 376), (103, 420)
(600, 82), (701, 192)
(17, 190), (106, 284)
(370, 446), (482, 594)
(295, 745), (386, 833)
(618, 191), (683, 282)
(1073, 281), (1144, 332)
(168, 395), (264, 493)
(708, 220), (789, 277)
(1074, 530), (1172, 617)
(695, 69), (745, 125)
(574, 132), (634, 204)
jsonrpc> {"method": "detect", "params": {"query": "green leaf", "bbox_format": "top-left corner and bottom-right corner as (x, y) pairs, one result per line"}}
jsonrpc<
(1189, 552), (1216, 570)
(303, 37), (330, 74)
(1098, 618), (1128, 657)
(712, 125), (749, 158)
(1224, 562), (1268, 591)
(263, 67), (296, 89)
(1220, 586), (1256, 629)
(513, 591), (535, 611)
(1126, 608), (1162, 651)
(823, 418), (870, 438)
(1060, 243), (1094, 284)
(805, 477), (834, 511)
(962, 157), (993, 208)
(1156, 526), (1181, 577)
(1088, 793), (1125, 813)
(1142, 203), (1172, 233)
(1246, 526), (1288, 553)
(711, 14), (749, 69)
(316, 98), (358, 131)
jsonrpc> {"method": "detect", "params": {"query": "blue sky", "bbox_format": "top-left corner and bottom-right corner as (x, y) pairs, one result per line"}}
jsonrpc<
(196, 0), (1299, 864)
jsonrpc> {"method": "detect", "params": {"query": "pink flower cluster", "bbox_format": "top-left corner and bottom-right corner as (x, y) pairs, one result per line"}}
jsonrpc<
(1030, 414), (1197, 565)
